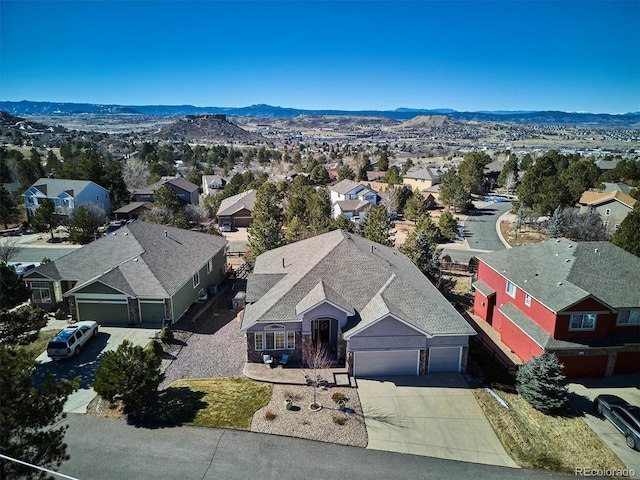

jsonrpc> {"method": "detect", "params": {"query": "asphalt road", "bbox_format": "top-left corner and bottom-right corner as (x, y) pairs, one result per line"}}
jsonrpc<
(439, 201), (512, 264)
(58, 414), (568, 480)
(463, 201), (512, 252)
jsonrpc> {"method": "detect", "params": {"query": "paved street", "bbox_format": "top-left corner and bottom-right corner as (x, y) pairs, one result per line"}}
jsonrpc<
(463, 200), (512, 252)
(57, 414), (567, 480)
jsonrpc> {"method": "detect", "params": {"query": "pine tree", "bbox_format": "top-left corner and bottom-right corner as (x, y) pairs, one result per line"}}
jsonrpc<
(94, 340), (163, 416)
(546, 207), (565, 238)
(0, 346), (78, 479)
(516, 352), (569, 414)
(69, 205), (105, 244)
(404, 193), (429, 223)
(438, 210), (458, 241)
(361, 205), (395, 247)
(611, 203), (640, 257)
(0, 264), (32, 311)
(0, 186), (21, 229)
(333, 213), (355, 233)
(31, 198), (60, 240)
(246, 182), (284, 266)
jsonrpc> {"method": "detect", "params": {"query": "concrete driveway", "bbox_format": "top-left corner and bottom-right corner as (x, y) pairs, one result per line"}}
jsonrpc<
(357, 373), (518, 467)
(35, 323), (158, 413)
(568, 375), (640, 472)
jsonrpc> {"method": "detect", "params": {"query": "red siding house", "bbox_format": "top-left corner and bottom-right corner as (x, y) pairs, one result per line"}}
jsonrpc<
(473, 238), (640, 378)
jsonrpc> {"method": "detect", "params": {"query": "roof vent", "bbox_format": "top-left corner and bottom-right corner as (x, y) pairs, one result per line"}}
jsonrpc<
(371, 245), (374, 253)
(164, 230), (168, 237)
(565, 259), (570, 262)
(282, 258), (285, 269)
(594, 248), (599, 254)
(557, 282), (563, 286)
(124, 232), (128, 236)
(567, 245), (573, 249)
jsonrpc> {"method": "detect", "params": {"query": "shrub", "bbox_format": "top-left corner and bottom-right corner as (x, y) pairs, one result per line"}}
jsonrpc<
(264, 410), (276, 421)
(55, 308), (65, 320)
(94, 340), (163, 416)
(145, 340), (164, 359)
(516, 352), (569, 414)
(283, 388), (302, 401)
(159, 326), (174, 344)
(331, 392), (346, 403)
(332, 414), (347, 425)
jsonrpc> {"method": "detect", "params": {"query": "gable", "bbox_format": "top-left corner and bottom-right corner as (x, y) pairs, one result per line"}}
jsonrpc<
(70, 280), (128, 296)
(348, 315), (427, 338)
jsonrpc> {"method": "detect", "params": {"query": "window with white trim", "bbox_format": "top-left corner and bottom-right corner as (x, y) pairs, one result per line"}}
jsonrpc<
(30, 281), (52, 303)
(617, 309), (640, 326)
(525, 294), (531, 307)
(254, 332), (264, 351)
(570, 313), (596, 331)
(255, 326), (295, 351)
(193, 272), (200, 288)
(506, 281), (516, 298)
(207, 259), (213, 274)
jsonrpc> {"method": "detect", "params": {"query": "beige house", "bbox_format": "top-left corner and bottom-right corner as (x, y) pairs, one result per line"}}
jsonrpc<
(577, 190), (637, 233)
(403, 167), (440, 192)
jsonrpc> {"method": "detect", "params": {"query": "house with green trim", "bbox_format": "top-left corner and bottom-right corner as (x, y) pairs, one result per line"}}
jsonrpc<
(23, 221), (227, 326)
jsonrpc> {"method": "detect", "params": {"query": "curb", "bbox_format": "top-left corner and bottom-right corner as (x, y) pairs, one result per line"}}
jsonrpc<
(496, 210), (514, 249)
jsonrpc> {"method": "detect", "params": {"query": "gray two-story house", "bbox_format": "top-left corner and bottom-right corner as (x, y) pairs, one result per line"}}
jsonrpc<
(23, 178), (111, 219)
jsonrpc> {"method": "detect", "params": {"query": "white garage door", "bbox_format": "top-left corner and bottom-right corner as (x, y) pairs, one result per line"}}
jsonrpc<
(428, 347), (461, 373)
(353, 350), (419, 377)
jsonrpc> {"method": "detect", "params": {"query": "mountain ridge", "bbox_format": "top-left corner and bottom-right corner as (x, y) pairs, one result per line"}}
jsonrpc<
(1, 100), (639, 127)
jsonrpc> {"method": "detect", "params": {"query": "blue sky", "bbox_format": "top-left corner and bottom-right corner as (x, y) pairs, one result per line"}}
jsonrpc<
(1, 1), (638, 113)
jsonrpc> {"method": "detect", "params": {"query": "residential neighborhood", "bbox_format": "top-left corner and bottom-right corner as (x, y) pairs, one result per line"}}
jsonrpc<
(1, 110), (639, 479)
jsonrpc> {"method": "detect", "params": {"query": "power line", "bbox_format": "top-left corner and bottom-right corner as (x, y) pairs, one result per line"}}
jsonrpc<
(0, 453), (80, 480)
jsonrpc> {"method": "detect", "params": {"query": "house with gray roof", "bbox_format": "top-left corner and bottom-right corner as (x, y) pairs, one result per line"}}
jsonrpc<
(202, 175), (227, 196)
(329, 179), (378, 220)
(23, 178), (111, 220)
(23, 221), (227, 326)
(241, 230), (476, 377)
(473, 238), (640, 377)
(216, 189), (256, 227)
(132, 176), (199, 206)
(403, 167), (440, 192)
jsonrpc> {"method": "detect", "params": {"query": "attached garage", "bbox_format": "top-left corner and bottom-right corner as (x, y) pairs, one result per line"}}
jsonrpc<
(428, 347), (462, 373)
(140, 301), (165, 325)
(77, 300), (129, 326)
(559, 355), (608, 378)
(353, 350), (419, 377)
(614, 352), (640, 374)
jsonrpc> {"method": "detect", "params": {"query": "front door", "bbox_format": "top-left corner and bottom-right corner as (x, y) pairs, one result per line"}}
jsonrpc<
(312, 319), (331, 345)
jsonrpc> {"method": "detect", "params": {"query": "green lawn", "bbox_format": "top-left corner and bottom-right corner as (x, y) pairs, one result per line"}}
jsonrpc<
(147, 377), (272, 430)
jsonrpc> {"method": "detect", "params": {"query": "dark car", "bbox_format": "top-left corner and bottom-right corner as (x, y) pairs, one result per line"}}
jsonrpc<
(594, 394), (640, 450)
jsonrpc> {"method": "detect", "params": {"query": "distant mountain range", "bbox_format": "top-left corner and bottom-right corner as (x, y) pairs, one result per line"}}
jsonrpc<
(1, 100), (639, 127)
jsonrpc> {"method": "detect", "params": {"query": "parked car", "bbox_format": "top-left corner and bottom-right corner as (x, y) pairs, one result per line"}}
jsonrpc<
(594, 394), (640, 450)
(221, 222), (232, 232)
(47, 321), (99, 359)
(8, 262), (40, 277)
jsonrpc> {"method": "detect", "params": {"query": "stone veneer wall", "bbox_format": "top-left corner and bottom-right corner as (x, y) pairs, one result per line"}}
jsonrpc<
(127, 298), (140, 325)
(246, 332), (303, 364)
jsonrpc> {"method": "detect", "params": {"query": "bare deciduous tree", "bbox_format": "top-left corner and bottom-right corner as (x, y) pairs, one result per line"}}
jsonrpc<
(122, 156), (150, 192)
(301, 340), (333, 410)
(0, 237), (21, 263)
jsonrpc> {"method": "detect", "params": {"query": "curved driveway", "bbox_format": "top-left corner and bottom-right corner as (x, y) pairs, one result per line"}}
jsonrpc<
(463, 201), (512, 252)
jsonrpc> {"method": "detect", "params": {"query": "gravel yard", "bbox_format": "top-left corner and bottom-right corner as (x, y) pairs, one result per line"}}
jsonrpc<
(251, 384), (368, 448)
(160, 307), (246, 389)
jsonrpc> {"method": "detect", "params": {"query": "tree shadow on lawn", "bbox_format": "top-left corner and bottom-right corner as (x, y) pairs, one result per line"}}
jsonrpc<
(131, 387), (208, 429)
(467, 207), (499, 217)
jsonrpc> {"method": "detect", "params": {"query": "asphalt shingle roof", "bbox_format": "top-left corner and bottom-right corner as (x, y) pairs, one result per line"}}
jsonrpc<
(25, 221), (227, 298)
(404, 167), (438, 181)
(217, 190), (256, 216)
(329, 179), (375, 196)
(26, 178), (107, 198)
(241, 230), (475, 337)
(479, 238), (640, 312)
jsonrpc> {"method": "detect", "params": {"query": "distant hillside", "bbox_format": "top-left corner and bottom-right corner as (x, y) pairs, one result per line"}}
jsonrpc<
(400, 115), (450, 128)
(0, 111), (66, 133)
(154, 114), (264, 142)
(1, 101), (639, 127)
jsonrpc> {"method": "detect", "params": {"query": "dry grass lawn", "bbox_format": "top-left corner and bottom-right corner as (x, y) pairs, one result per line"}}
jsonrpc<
(500, 221), (546, 248)
(149, 377), (272, 430)
(474, 388), (626, 473)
